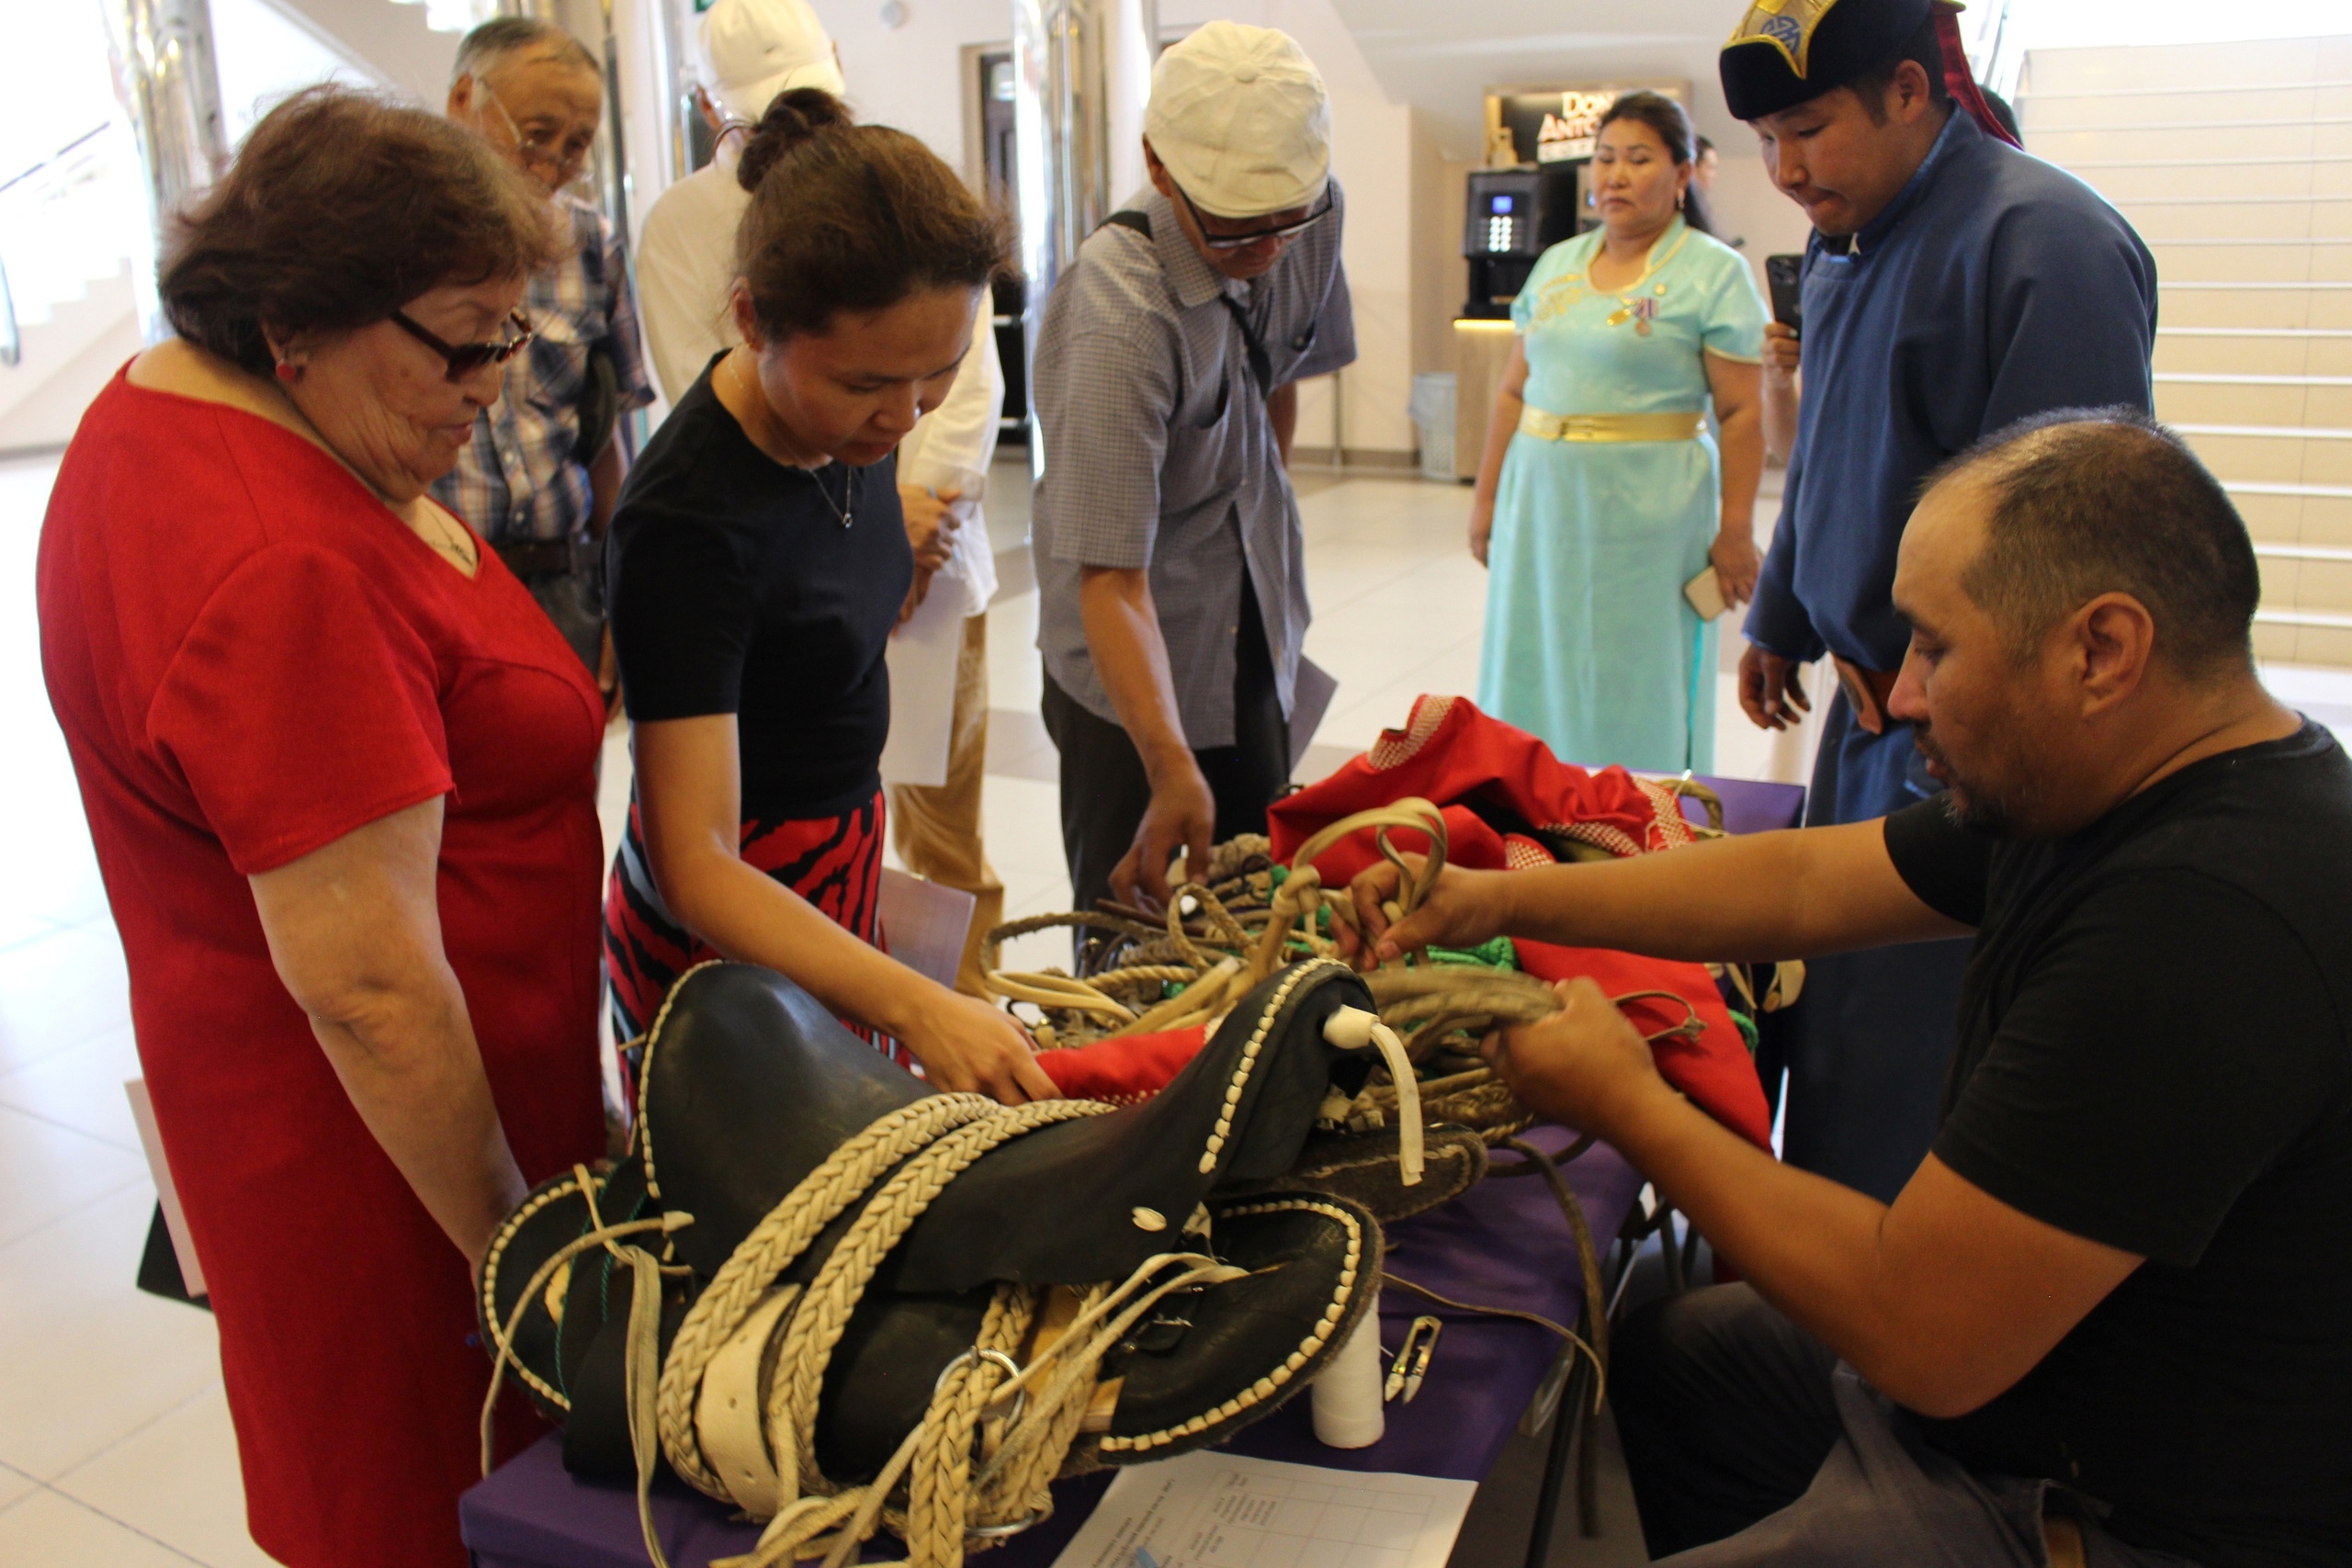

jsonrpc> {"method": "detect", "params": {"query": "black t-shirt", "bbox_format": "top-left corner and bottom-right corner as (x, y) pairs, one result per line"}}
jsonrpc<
(605, 370), (911, 819)
(1883, 721), (2352, 1568)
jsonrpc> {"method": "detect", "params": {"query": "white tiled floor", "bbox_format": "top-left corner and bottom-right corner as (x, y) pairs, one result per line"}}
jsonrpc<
(10, 438), (2349, 1564)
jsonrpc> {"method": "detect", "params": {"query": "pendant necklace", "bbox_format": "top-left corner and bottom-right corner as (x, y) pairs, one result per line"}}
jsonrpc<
(802, 462), (856, 529)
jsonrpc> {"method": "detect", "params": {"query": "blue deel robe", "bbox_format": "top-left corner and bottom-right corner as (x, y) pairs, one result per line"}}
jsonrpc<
(1746, 107), (2157, 1201)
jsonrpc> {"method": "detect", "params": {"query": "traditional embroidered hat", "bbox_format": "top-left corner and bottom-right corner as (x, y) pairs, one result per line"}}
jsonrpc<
(1720, 0), (1934, 120)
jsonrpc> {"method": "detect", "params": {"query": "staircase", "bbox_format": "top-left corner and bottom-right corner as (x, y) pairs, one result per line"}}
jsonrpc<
(0, 0), (476, 457)
(0, 124), (147, 453)
(2017, 36), (2352, 667)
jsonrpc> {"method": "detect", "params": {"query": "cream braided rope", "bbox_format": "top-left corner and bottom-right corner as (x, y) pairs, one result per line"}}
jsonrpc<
(514, 1089), (1259, 1568)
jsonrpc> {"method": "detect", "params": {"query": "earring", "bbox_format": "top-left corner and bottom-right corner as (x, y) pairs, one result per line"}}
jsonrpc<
(1676, 191), (1686, 211)
(275, 360), (300, 384)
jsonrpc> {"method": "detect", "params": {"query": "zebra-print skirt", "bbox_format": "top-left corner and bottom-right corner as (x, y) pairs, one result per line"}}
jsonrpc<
(602, 786), (911, 1073)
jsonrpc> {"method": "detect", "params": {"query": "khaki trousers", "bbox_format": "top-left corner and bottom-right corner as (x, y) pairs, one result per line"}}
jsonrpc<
(886, 612), (1004, 996)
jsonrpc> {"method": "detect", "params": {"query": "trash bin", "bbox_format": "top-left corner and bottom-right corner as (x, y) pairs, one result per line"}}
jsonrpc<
(1409, 372), (1457, 483)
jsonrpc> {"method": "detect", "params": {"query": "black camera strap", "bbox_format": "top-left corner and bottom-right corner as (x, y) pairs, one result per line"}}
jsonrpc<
(1102, 209), (1272, 399)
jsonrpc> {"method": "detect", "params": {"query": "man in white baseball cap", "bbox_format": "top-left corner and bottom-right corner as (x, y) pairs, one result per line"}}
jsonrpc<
(1032, 20), (1355, 925)
(636, 0), (846, 401)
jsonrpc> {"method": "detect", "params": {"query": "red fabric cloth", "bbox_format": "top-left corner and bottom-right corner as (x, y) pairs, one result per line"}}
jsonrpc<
(1035, 1025), (1210, 1102)
(1267, 696), (1772, 1149)
(38, 369), (608, 1568)
(1269, 694), (1707, 864)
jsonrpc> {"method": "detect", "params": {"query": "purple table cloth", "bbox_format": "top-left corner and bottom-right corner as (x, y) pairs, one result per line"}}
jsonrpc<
(1681, 774), (1805, 840)
(461, 1130), (1645, 1568)
(459, 774), (1804, 1567)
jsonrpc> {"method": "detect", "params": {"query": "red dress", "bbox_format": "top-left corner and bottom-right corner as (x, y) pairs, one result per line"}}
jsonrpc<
(37, 368), (607, 1568)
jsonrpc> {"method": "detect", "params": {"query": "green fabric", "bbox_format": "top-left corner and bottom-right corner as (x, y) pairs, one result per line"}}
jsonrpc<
(1476, 219), (1770, 774)
(1423, 936), (1521, 971)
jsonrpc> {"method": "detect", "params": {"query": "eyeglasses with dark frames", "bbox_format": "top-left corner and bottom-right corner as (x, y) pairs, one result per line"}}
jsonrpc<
(391, 310), (535, 380)
(1172, 182), (1335, 251)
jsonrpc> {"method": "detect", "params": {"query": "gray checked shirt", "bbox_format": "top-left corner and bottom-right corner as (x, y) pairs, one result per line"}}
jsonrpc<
(1032, 181), (1354, 747)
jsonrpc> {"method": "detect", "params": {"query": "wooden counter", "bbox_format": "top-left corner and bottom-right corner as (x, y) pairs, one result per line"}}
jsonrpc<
(1452, 317), (1517, 482)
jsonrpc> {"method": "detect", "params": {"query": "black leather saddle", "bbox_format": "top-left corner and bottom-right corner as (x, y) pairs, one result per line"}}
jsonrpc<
(479, 957), (1394, 1509)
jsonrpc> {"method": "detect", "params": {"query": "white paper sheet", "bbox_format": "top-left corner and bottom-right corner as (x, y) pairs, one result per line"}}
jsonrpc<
(878, 580), (966, 789)
(877, 867), (976, 990)
(1049, 1450), (1475, 1568)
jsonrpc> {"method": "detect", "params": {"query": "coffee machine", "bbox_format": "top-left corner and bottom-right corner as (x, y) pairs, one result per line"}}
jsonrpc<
(1462, 163), (1588, 317)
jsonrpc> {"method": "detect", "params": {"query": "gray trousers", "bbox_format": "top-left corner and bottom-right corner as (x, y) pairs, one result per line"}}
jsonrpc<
(1614, 1286), (2201, 1568)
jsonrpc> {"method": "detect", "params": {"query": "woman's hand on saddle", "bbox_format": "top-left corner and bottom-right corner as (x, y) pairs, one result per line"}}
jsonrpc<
(1336, 855), (1509, 970)
(1711, 527), (1760, 608)
(1480, 976), (1667, 1140)
(899, 987), (1062, 1104)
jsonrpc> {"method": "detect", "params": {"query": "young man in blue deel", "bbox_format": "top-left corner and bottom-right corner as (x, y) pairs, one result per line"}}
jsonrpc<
(1725, 0), (2156, 1202)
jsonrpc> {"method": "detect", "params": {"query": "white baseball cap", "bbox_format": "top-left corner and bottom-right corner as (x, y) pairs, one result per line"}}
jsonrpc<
(696, 0), (847, 126)
(1144, 21), (1329, 220)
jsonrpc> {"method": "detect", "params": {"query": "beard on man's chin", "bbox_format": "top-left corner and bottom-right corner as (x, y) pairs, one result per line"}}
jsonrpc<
(1917, 728), (2016, 837)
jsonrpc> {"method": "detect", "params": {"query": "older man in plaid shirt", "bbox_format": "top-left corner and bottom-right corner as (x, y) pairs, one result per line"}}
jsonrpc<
(435, 17), (654, 700)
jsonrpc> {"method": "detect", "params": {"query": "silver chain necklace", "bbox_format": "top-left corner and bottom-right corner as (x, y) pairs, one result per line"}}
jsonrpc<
(801, 462), (856, 529)
(725, 351), (856, 528)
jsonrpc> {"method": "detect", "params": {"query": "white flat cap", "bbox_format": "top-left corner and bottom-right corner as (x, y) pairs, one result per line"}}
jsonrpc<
(696, 0), (847, 126)
(1145, 21), (1329, 219)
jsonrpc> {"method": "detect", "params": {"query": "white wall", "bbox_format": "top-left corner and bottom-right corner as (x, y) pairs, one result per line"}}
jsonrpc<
(803, 0), (1001, 170)
(802, 0), (1419, 456)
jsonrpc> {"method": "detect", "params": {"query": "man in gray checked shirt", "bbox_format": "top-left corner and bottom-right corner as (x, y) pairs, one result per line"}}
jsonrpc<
(1032, 19), (1355, 921)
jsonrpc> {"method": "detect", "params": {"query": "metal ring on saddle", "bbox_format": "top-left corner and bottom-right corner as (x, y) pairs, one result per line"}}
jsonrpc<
(932, 1346), (1029, 1426)
(967, 1509), (1047, 1540)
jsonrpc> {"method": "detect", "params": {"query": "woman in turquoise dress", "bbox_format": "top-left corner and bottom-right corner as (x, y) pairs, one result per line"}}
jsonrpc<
(1470, 92), (1768, 773)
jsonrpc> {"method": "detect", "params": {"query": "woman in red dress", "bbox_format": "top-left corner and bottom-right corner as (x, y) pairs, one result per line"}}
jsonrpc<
(37, 90), (604, 1567)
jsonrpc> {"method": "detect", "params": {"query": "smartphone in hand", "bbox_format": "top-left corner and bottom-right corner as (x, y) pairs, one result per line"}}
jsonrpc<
(1765, 254), (1804, 337)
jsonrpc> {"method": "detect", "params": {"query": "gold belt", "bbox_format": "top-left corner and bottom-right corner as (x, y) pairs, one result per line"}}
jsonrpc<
(1517, 407), (1706, 444)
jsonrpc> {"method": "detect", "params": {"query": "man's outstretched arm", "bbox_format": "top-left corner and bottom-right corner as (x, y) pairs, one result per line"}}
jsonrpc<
(1486, 984), (2141, 1417)
(1341, 817), (1970, 969)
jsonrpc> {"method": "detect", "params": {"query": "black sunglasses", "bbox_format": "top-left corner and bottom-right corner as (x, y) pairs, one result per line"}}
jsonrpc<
(1173, 183), (1334, 250)
(391, 309), (535, 380)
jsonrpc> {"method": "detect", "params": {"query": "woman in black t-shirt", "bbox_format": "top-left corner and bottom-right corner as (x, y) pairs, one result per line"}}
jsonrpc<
(603, 90), (1054, 1103)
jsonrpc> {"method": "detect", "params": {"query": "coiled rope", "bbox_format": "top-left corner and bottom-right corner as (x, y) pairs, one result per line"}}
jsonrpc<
(983, 798), (1705, 1146)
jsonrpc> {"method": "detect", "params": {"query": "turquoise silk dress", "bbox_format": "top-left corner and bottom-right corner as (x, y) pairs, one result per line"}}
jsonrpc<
(1476, 218), (1767, 773)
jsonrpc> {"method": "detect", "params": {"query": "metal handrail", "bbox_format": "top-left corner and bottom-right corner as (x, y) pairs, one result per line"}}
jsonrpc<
(0, 123), (113, 202)
(1975, 0), (2026, 102)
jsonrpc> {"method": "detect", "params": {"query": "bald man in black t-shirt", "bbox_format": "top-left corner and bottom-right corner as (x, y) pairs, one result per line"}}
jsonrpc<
(1337, 411), (2352, 1568)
